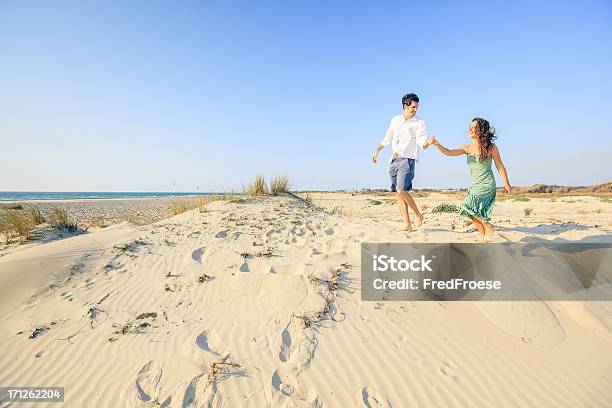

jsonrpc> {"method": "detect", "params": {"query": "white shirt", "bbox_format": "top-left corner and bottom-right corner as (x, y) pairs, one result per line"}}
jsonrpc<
(380, 114), (429, 162)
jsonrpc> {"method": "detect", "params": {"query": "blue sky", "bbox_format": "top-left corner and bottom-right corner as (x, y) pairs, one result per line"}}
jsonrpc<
(1, 0), (611, 192)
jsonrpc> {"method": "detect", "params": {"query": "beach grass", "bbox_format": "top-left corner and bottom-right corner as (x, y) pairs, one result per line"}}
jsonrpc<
(124, 213), (141, 224)
(0, 203), (23, 210)
(271, 175), (289, 196)
(524, 208), (533, 217)
(170, 196), (210, 215)
(366, 199), (383, 206)
(305, 193), (313, 205)
(0, 215), (11, 243)
(2, 211), (34, 243)
(245, 174), (268, 196)
(50, 208), (78, 230)
(514, 196), (530, 202)
(27, 207), (45, 225)
(223, 189), (238, 202)
(170, 200), (188, 215)
(89, 216), (107, 228)
(196, 197), (208, 213)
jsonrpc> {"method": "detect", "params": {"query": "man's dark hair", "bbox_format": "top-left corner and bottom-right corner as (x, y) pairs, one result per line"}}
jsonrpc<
(402, 93), (419, 108)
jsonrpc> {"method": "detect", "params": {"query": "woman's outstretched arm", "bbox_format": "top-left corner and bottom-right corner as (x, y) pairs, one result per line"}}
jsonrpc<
(490, 144), (512, 194)
(431, 136), (467, 156)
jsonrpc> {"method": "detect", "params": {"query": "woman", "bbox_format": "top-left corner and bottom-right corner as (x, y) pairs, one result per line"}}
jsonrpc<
(431, 118), (511, 241)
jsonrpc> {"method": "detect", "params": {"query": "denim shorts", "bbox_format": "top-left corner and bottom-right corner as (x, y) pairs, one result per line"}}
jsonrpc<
(389, 157), (415, 192)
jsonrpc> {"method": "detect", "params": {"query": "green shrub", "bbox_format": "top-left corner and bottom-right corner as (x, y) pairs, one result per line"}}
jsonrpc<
(432, 203), (459, 213)
(523, 208), (533, 217)
(367, 199), (383, 206)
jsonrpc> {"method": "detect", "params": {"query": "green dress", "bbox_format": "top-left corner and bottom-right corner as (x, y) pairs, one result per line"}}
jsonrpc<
(459, 154), (497, 222)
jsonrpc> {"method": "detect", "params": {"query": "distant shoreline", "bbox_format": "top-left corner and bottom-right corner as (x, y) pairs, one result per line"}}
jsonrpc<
(1, 181), (610, 202)
(0, 192), (221, 202)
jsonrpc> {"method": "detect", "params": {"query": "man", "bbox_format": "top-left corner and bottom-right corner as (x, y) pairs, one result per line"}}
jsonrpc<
(371, 93), (431, 232)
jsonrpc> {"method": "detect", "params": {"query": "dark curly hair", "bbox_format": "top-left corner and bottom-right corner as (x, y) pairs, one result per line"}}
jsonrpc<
(472, 117), (497, 163)
(401, 93), (419, 108)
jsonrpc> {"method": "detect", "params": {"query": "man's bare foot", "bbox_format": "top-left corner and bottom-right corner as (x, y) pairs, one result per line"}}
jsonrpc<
(398, 224), (413, 232)
(413, 213), (424, 227)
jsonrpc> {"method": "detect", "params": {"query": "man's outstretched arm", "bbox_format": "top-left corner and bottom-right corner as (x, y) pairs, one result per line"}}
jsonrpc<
(415, 121), (431, 150)
(373, 119), (394, 163)
(371, 144), (385, 163)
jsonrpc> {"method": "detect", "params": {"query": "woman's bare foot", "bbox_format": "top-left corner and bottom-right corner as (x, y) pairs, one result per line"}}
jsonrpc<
(398, 224), (413, 232)
(413, 213), (424, 227)
(483, 222), (494, 241)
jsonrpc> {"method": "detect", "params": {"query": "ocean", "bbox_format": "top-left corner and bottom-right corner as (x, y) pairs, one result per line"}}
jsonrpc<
(0, 192), (219, 201)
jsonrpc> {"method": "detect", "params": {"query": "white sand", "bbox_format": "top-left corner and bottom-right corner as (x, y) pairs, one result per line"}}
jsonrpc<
(1, 194), (611, 407)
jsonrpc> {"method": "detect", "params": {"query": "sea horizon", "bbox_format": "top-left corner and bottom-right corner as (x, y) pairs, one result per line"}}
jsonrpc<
(0, 191), (221, 201)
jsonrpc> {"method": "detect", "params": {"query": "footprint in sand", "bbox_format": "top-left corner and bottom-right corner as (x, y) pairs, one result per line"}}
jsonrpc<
(84, 278), (95, 290)
(196, 330), (227, 356)
(59, 291), (75, 302)
(187, 231), (201, 239)
(128, 360), (163, 406)
(191, 247), (205, 263)
(356, 387), (391, 408)
(278, 327), (292, 362)
(271, 369), (320, 406)
(439, 360), (459, 379)
(174, 369), (222, 408)
(183, 330), (229, 363)
(215, 230), (229, 238)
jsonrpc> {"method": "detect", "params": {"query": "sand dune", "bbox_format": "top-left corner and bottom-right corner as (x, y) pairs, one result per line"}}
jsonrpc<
(1, 195), (611, 407)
